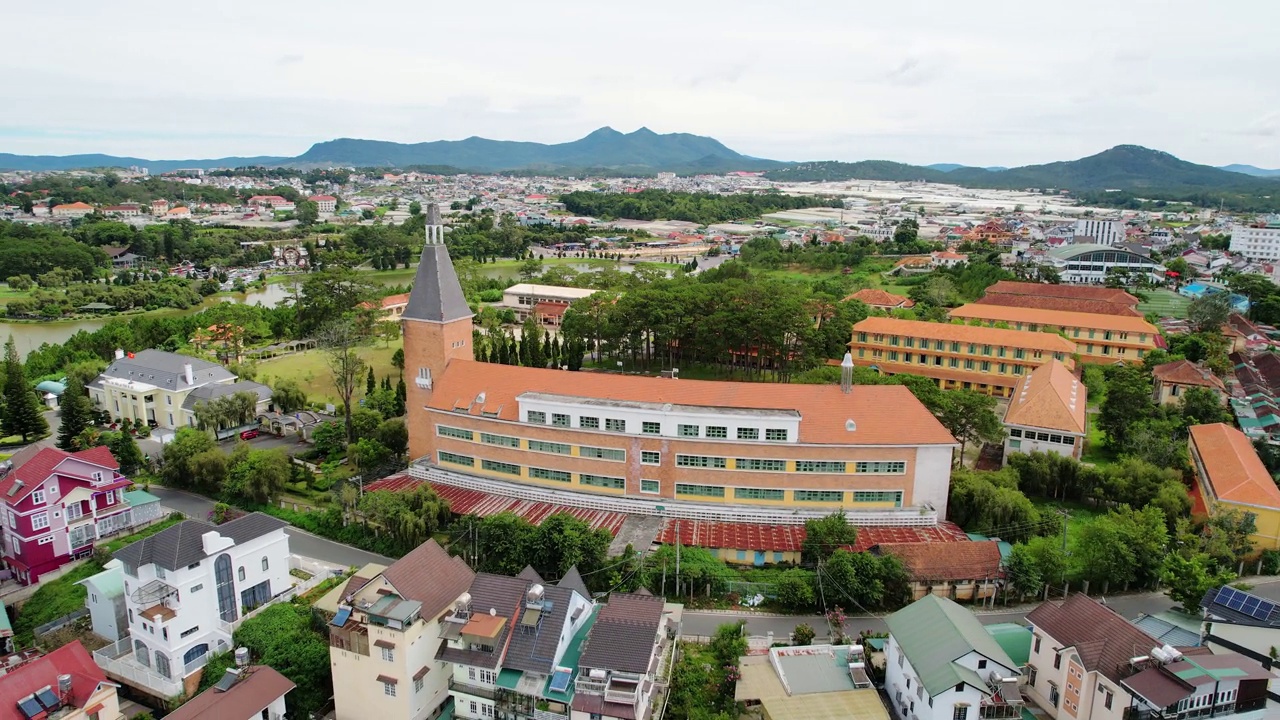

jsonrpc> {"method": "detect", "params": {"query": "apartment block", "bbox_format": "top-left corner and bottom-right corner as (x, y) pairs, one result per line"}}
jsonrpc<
(948, 304), (1160, 365)
(849, 317), (1077, 398)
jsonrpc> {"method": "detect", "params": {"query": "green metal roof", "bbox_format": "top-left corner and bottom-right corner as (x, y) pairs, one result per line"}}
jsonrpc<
(124, 489), (161, 506)
(81, 564), (125, 599)
(1174, 658), (1247, 682)
(886, 595), (1015, 697)
(0, 600), (12, 637)
(542, 606), (599, 703)
(497, 669), (523, 690)
(984, 623), (1033, 667)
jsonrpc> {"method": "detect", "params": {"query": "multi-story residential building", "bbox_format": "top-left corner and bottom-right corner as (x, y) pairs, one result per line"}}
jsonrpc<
(166, 663), (296, 720)
(949, 304), (1161, 365)
(849, 316), (1077, 398)
(403, 204), (959, 523)
(0, 641), (122, 720)
(500, 283), (598, 327)
(1002, 360), (1087, 462)
(0, 446), (141, 585)
(308, 195), (337, 214)
(1229, 218), (1280, 261)
(885, 595), (1023, 720)
(1151, 360), (1226, 406)
(87, 349), (272, 431)
(1044, 244), (1164, 284)
(94, 513), (290, 699)
(975, 281), (1142, 317)
(329, 540), (475, 720)
(1074, 218), (1126, 246)
(1189, 423), (1280, 552)
(1027, 594), (1271, 720)
(572, 592), (674, 720)
(438, 568), (594, 720)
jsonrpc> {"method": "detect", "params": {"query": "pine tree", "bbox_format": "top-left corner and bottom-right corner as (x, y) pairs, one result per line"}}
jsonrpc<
(382, 376), (392, 392)
(56, 376), (92, 450)
(365, 367), (376, 396)
(542, 334), (553, 367)
(1, 336), (48, 442)
(108, 430), (145, 475)
(395, 378), (407, 416)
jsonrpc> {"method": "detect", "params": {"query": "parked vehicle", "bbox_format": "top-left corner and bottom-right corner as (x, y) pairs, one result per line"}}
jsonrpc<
(239, 429), (260, 440)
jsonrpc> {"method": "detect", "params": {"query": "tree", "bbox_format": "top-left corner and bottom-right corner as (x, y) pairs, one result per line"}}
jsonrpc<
(791, 622), (816, 646)
(1204, 506), (1258, 565)
(161, 427), (218, 489)
(709, 621), (748, 671)
(349, 407), (382, 441)
(318, 318), (368, 442)
(909, 274), (959, 307)
(271, 379), (308, 413)
(391, 348), (405, 373)
(1024, 535), (1070, 587)
(408, 201), (422, 216)
(56, 376), (92, 450)
(350, 438), (390, 471)
(773, 568), (816, 611)
(1187, 292), (1232, 334)
(1162, 553), (1235, 611)
(107, 430), (145, 475)
(295, 200), (319, 226)
(189, 449), (229, 492)
(1073, 515), (1136, 587)
(225, 448), (291, 504)
(801, 512), (858, 564)
(1098, 364), (1153, 447)
(311, 421), (345, 460)
(1180, 387), (1231, 426)
(1005, 543), (1043, 599)
(358, 484), (452, 555)
(518, 256), (542, 281)
(1, 336), (48, 442)
(366, 366), (376, 397)
(935, 390), (1004, 462)
(376, 418), (408, 458)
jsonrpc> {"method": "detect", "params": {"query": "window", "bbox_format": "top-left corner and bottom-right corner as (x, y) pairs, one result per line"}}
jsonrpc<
(854, 461), (906, 474)
(382, 646), (394, 661)
(1027, 665), (1037, 686)
(641, 421), (661, 435)
(706, 426), (728, 439)
(977, 659), (987, 669)
(580, 416), (600, 429)
(527, 411), (546, 424)
(215, 554), (237, 623)
(737, 427), (759, 440)
(579, 446), (626, 461)
(641, 451), (661, 465)
(437, 422), (473, 440)
(1103, 689), (1114, 710)
(981, 361), (991, 372)
(1033, 635), (1041, 653)
(579, 474), (625, 489)
(414, 676), (424, 693)
(31, 512), (49, 531)
(675, 454), (727, 468)
(1049, 684), (1059, 707)
(734, 487), (784, 501)
(640, 479), (660, 494)
(1053, 653), (1061, 669)
(952, 706), (969, 720)
(853, 491), (903, 505)
(31, 490), (45, 505)
(480, 432), (521, 448)
(678, 424), (700, 437)
(605, 418), (626, 432)
(528, 467), (572, 483)
(383, 681), (397, 697)
(481, 459), (521, 476)
(181, 626), (199, 638)
(793, 490), (843, 503)
(765, 429), (788, 441)
(528, 439), (571, 455)
(438, 451), (474, 467)
(238, 567), (246, 582)
(735, 458), (786, 472)
(551, 413), (570, 427)
(261, 557), (269, 571)
(675, 483), (725, 498)
(795, 460), (846, 473)
(66, 502), (84, 521)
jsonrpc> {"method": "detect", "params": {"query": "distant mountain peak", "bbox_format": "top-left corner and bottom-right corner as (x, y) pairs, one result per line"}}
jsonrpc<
(584, 126), (622, 138)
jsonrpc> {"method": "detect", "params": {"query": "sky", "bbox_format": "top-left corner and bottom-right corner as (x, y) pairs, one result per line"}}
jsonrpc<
(4, 0), (1280, 168)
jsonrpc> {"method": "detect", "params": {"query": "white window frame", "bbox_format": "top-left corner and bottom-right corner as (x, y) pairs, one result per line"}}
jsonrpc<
(31, 512), (50, 531)
(382, 646), (394, 662)
(30, 490), (45, 505)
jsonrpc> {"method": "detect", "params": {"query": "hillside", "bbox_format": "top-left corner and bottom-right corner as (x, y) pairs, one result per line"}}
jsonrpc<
(0, 153), (290, 173)
(1220, 164), (1280, 177)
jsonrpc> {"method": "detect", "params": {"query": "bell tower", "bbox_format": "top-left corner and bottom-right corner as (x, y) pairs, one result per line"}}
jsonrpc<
(402, 203), (473, 460)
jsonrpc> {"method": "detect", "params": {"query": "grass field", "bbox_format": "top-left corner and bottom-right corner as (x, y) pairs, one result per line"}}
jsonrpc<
(1138, 288), (1190, 319)
(1080, 412), (1117, 468)
(257, 339), (403, 406)
(1031, 498), (1100, 555)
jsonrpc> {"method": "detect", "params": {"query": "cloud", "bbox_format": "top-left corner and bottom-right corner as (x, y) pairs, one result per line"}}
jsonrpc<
(276, 54), (304, 66)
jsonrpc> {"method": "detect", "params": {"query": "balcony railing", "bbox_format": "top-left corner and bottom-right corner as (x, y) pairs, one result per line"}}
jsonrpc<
(450, 679), (499, 701)
(92, 638), (185, 698)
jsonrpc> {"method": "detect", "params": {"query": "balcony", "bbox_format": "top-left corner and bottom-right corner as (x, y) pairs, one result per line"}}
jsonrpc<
(450, 678), (499, 701)
(93, 637), (212, 698)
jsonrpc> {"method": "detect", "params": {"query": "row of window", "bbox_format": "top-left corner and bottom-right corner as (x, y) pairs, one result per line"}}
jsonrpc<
(860, 348), (1030, 376)
(1009, 429), (1076, 445)
(439, 427), (628, 463)
(441, 452), (627, 489)
(856, 333), (1054, 361)
(524, 411), (791, 441)
(674, 455), (906, 475)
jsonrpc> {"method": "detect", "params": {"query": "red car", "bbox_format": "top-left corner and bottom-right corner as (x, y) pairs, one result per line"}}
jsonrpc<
(239, 429), (260, 440)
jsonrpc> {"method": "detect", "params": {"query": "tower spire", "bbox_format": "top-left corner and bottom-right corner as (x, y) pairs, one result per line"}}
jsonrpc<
(425, 202), (444, 245)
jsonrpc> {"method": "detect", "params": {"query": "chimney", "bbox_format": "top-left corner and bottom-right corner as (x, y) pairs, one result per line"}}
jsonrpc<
(114, 348), (124, 360)
(840, 352), (854, 394)
(183, 363), (194, 386)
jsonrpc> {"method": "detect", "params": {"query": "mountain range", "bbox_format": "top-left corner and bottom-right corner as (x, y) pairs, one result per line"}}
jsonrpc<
(1, 128), (1278, 197)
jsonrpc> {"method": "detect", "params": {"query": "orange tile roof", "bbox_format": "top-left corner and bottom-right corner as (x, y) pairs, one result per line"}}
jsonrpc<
(983, 281), (1139, 306)
(1152, 360), (1226, 392)
(1189, 423), (1280, 509)
(54, 201), (94, 210)
(1003, 360), (1087, 434)
(875, 540), (1002, 581)
(974, 294), (1143, 317)
(853, 316), (1078, 353)
(949, 303), (1160, 335)
(844, 288), (914, 308)
(429, 360), (957, 446)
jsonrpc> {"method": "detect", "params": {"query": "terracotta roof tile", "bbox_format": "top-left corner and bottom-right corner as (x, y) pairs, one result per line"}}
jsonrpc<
(430, 360), (957, 446)
(380, 539), (475, 618)
(1189, 423), (1280, 508)
(950, 303), (1161, 335)
(1151, 360), (1226, 392)
(874, 540), (1002, 581)
(844, 288), (915, 308)
(1003, 360), (1087, 434)
(164, 666), (295, 720)
(853, 316), (1077, 353)
(1026, 594), (1159, 684)
(975, 294), (1143, 317)
(984, 281), (1139, 306)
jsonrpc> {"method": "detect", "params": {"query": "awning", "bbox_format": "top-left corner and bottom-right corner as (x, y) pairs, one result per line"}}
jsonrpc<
(64, 487), (94, 505)
(376, 675), (398, 685)
(414, 666), (430, 681)
(374, 640), (395, 650)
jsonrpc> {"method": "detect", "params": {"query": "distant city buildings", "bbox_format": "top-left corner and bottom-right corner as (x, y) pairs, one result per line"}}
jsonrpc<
(1229, 217), (1280, 260)
(1073, 218), (1125, 246)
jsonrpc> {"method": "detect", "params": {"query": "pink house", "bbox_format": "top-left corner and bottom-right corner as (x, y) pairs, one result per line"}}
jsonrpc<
(0, 447), (131, 584)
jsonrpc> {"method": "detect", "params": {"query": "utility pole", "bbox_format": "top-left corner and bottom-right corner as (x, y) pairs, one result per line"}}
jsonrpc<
(1058, 508), (1071, 585)
(675, 521), (681, 597)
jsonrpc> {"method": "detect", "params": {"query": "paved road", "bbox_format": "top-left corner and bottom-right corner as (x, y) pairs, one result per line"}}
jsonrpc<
(681, 577), (1280, 640)
(150, 487), (394, 568)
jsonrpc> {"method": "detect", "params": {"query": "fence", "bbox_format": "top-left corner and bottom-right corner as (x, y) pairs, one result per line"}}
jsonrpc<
(33, 608), (90, 639)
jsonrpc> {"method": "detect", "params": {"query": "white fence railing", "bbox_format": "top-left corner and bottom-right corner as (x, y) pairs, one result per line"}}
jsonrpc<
(409, 463), (938, 527)
(93, 638), (185, 698)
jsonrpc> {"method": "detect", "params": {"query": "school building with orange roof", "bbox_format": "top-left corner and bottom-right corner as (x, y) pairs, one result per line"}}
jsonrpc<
(948, 303), (1162, 364)
(1189, 422), (1280, 553)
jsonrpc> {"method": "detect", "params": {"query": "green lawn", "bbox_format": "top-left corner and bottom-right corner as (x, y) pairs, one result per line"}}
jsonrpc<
(257, 339), (403, 406)
(1080, 412), (1117, 468)
(1030, 498), (1101, 555)
(1138, 289), (1190, 319)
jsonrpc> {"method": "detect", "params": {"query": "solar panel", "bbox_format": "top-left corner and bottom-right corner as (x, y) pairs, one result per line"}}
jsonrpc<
(1215, 586), (1235, 606)
(1254, 600), (1277, 620)
(17, 696), (41, 720)
(35, 686), (60, 709)
(549, 668), (573, 693)
(332, 606), (352, 627)
(1243, 595), (1261, 616)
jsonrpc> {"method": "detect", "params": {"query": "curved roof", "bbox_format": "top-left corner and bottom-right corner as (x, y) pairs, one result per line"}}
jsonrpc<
(1048, 243), (1156, 262)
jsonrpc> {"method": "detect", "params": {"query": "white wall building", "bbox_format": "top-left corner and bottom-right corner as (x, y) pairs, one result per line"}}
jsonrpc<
(94, 513), (290, 698)
(79, 559), (128, 643)
(1229, 222), (1280, 261)
(885, 595), (1023, 720)
(1074, 219), (1126, 246)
